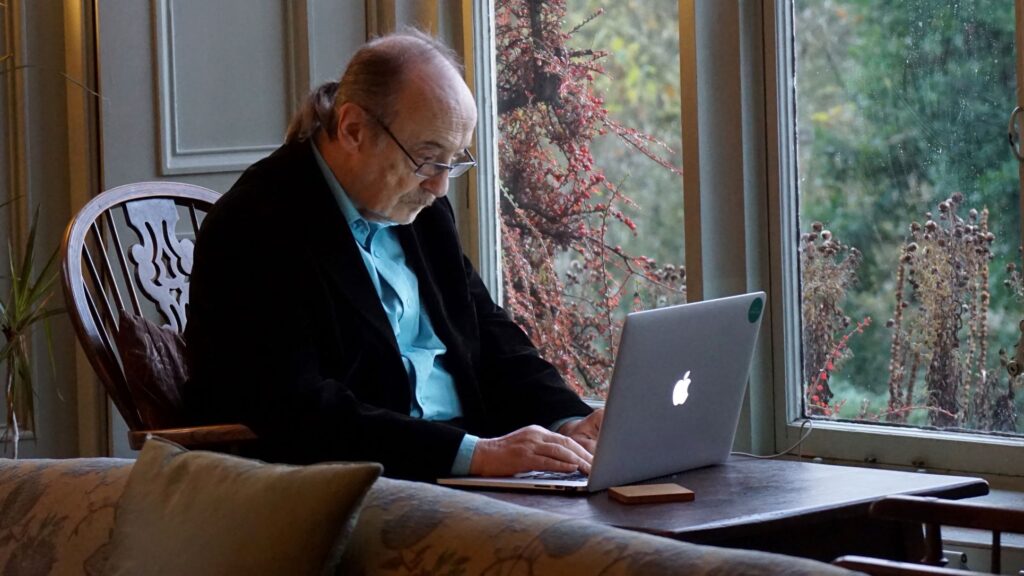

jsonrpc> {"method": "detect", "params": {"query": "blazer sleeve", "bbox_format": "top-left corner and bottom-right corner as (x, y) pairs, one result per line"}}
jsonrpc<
(463, 256), (593, 435)
(185, 183), (465, 481)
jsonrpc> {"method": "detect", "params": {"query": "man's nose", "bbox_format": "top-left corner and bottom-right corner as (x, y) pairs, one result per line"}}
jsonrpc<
(421, 170), (451, 197)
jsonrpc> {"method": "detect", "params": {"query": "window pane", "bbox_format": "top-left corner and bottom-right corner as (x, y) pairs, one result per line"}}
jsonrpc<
(794, 0), (1022, 434)
(495, 0), (685, 397)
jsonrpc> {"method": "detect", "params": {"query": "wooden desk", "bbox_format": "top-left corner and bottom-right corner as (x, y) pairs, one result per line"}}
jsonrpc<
(477, 457), (989, 562)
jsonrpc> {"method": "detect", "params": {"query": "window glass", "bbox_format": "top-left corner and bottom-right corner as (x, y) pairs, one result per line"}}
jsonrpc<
(794, 0), (1023, 434)
(494, 0), (684, 396)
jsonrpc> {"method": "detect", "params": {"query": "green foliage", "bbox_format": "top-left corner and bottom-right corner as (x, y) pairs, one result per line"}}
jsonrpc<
(566, 0), (684, 266)
(796, 0), (1023, 431)
(1, 199), (63, 458)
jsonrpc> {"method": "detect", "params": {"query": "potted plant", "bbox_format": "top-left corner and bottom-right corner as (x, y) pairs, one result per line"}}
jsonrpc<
(1, 198), (63, 458)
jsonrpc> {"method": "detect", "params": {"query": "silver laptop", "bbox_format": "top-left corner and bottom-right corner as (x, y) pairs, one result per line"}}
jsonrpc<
(438, 291), (765, 493)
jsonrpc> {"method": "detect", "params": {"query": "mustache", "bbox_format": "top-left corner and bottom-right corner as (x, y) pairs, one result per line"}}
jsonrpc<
(408, 190), (436, 206)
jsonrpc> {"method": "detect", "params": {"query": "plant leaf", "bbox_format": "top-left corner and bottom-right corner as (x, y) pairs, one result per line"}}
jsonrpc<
(20, 306), (64, 329)
(15, 207), (43, 312)
(6, 236), (17, 316)
(0, 339), (13, 366)
(23, 250), (60, 311)
(44, 317), (59, 387)
(1, 198), (66, 434)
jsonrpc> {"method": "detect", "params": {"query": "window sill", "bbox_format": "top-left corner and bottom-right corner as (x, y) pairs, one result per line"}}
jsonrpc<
(782, 418), (1024, 478)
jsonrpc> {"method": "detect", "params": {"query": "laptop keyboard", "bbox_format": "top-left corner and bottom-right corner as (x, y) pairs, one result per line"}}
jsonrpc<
(514, 470), (587, 481)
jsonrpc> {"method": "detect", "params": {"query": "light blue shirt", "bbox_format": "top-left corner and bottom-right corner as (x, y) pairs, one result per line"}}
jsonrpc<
(313, 142), (478, 474)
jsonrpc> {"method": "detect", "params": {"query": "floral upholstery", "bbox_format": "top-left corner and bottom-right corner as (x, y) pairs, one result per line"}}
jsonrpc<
(0, 458), (855, 576)
(340, 478), (855, 576)
(0, 458), (132, 576)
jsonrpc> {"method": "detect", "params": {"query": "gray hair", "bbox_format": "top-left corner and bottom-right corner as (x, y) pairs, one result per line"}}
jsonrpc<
(285, 28), (463, 144)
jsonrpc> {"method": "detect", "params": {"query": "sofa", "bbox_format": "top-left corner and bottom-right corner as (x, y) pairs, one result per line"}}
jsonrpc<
(0, 453), (859, 575)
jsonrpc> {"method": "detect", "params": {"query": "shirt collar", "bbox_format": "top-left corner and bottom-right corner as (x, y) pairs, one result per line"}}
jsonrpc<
(311, 140), (395, 248)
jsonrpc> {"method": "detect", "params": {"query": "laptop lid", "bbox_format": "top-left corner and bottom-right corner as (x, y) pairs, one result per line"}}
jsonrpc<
(438, 291), (765, 492)
(585, 291), (765, 491)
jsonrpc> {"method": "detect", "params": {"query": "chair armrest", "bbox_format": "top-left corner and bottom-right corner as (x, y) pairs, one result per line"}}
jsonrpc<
(833, 555), (985, 575)
(870, 495), (1024, 533)
(128, 424), (257, 450)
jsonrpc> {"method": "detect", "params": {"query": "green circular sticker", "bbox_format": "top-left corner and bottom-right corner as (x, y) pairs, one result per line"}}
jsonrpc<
(748, 297), (764, 323)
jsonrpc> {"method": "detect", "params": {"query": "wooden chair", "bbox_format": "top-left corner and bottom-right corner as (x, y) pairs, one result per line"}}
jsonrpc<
(834, 494), (1024, 575)
(61, 181), (256, 451)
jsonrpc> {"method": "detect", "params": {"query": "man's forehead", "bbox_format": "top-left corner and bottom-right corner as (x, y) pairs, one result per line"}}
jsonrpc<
(395, 74), (476, 149)
(400, 65), (475, 113)
(408, 130), (474, 155)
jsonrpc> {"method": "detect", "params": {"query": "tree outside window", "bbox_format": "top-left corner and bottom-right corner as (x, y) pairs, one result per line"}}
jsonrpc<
(494, 0), (685, 397)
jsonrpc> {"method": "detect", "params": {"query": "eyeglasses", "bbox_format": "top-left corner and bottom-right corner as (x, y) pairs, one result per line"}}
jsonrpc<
(371, 116), (476, 179)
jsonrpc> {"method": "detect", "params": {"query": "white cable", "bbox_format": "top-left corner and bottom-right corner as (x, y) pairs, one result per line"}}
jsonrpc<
(730, 418), (814, 459)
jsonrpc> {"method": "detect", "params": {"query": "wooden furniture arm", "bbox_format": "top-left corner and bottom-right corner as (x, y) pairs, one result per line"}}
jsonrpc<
(834, 555), (986, 576)
(871, 495), (1024, 532)
(128, 423), (257, 450)
(869, 495), (1022, 573)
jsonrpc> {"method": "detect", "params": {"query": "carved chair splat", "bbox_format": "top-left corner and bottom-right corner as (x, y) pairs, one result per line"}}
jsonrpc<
(61, 181), (256, 451)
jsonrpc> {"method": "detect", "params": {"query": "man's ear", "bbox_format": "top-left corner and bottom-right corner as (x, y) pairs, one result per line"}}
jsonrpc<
(334, 102), (367, 151)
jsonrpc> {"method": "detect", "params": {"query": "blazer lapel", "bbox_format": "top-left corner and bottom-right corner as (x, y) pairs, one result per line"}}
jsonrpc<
(291, 144), (400, 355)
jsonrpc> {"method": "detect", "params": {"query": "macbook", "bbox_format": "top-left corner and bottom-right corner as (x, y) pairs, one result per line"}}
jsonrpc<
(438, 291), (766, 492)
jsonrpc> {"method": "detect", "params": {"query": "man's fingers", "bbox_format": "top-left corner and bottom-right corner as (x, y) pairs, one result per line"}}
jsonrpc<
(471, 425), (602, 476)
(551, 432), (593, 463)
(530, 456), (584, 474)
(534, 437), (591, 468)
(573, 436), (597, 454)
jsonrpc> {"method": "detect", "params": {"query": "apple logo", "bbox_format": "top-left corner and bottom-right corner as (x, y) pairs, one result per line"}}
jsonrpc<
(672, 371), (692, 406)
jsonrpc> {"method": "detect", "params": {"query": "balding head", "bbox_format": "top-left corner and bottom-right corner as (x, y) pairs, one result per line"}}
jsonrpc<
(339, 30), (465, 124)
(295, 29), (477, 225)
(286, 29), (469, 143)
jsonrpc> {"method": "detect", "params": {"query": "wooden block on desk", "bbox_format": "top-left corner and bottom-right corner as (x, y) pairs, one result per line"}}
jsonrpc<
(608, 483), (695, 504)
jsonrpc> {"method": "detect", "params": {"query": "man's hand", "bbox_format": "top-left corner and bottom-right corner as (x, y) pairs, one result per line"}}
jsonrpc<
(469, 425), (593, 477)
(557, 408), (604, 454)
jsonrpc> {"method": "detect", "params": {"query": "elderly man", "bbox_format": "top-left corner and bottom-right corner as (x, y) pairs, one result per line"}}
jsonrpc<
(185, 29), (603, 481)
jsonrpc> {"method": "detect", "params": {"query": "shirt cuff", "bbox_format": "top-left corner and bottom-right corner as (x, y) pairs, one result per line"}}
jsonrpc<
(450, 433), (479, 476)
(548, 416), (584, 434)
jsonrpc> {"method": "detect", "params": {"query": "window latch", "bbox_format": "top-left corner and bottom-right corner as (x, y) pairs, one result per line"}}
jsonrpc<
(1007, 106), (1024, 162)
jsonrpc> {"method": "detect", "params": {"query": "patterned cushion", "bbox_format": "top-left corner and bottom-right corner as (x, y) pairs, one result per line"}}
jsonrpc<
(1, 458), (856, 576)
(340, 478), (855, 576)
(0, 458), (133, 576)
(100, 438), (383, 576)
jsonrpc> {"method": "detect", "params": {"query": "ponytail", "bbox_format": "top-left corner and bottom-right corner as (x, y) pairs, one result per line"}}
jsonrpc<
(284, 81), (340, 143)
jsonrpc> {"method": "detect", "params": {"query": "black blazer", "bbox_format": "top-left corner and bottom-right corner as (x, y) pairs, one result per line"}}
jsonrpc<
(184, 140), (591, 480)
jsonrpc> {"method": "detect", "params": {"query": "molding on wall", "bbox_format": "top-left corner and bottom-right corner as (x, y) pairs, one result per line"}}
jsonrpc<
(152, 0), (285, 175)
(64, 0), (107, 457)
(366, 0), (396, 37)
(2, 0), (33, 436)
(3, 0), (28, 254)
(285, 0), (311, 111)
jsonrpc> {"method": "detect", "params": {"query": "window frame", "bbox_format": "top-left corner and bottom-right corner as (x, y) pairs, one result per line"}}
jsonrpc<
(766, 0), (1024, 477)
(473, 0), (1024, 478)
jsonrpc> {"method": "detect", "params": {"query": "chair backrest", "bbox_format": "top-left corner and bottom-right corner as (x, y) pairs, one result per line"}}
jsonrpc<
(61, 181), (219, 432)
